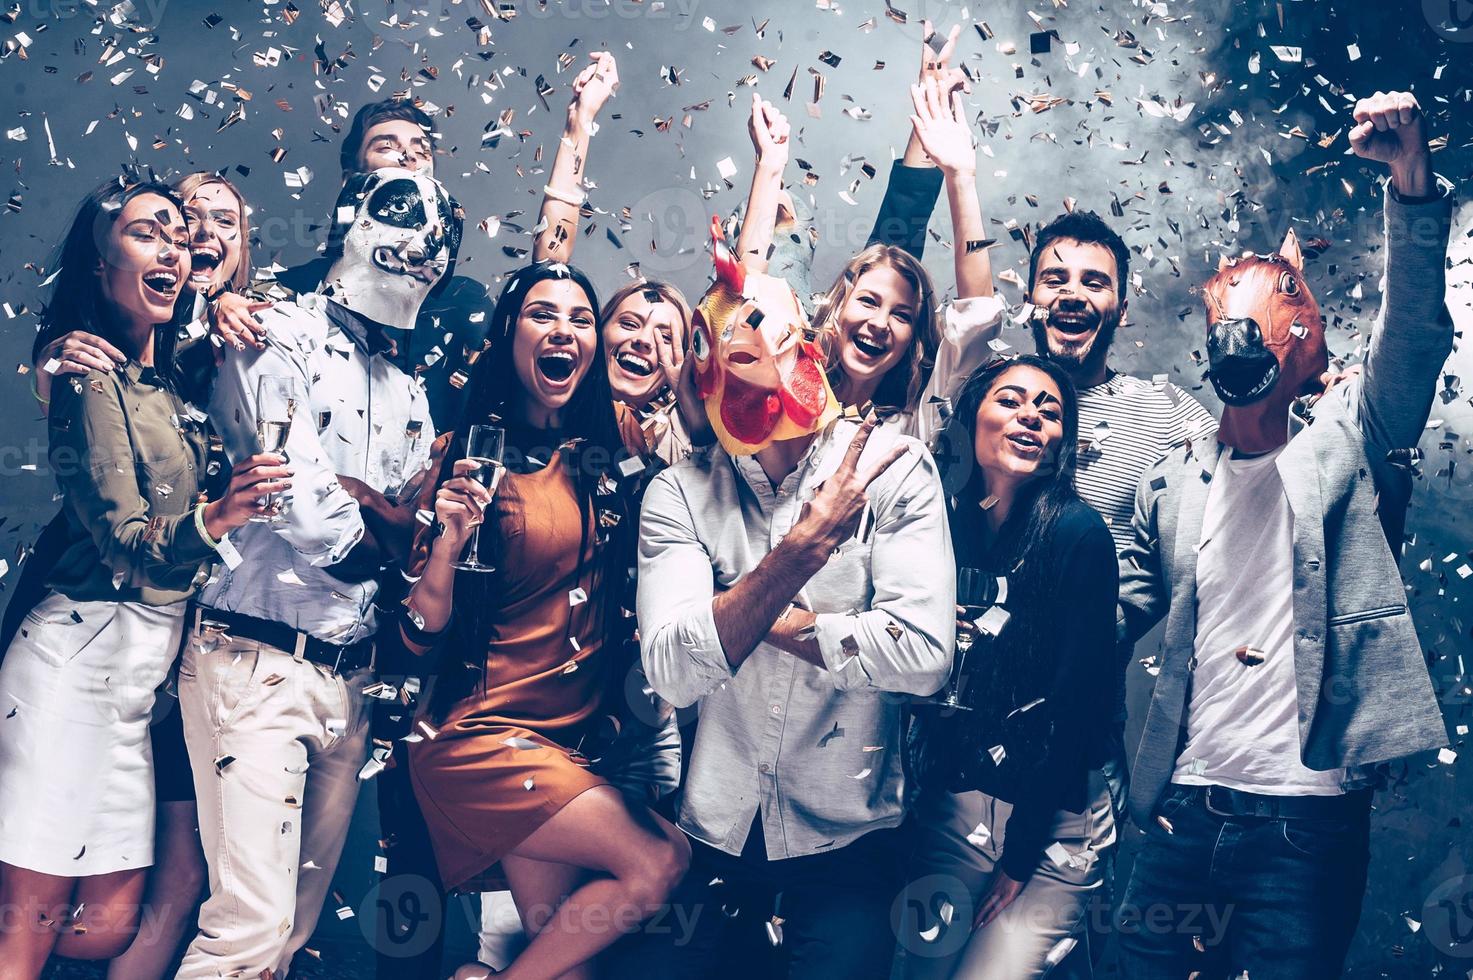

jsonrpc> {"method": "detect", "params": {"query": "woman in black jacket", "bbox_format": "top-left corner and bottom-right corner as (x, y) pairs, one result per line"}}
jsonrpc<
(895, 355), (1120, 979)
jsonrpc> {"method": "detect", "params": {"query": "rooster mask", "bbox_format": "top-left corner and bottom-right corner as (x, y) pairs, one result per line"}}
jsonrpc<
(690, 218), (839, 455)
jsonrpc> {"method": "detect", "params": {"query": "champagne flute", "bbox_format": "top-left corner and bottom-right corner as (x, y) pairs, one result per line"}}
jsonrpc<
(252, 375), (297, 523)
(921, 567), (992, 711)
(452, 424), (506, 573)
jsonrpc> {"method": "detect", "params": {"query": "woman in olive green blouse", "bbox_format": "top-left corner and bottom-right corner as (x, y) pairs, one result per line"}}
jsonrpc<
(0, 179), (283, 977)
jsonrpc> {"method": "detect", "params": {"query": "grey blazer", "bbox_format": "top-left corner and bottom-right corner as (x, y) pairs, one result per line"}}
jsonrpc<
(1118, 181), (1455, 826)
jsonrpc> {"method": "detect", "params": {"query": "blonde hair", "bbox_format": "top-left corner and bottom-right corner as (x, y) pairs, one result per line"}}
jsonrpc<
(599, 278), (693, 350)
(171, 172), (252, 293)
(813, 243), (940, 412)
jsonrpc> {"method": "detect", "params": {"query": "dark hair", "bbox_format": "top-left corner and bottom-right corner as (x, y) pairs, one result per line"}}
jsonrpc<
(35, 178), (192, 388)
(426, 261), (637, 719)
(1028, 210), (1130, 302)
(340, 99), (436, 175)
(322, 169), (464, 300)
(938, 354), (1081, 749)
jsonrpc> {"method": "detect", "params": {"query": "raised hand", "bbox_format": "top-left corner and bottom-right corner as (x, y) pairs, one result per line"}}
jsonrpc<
(658, 324), (712, 443)
(909, 75), (976, 178)
(919, 20), (970, 97)
(432, 458), (494, 555)
(568, 51), (620, 131)
(748, 94), (791, 172)
(788, 417), (909, 568)
(1350, 90), (1432, 197)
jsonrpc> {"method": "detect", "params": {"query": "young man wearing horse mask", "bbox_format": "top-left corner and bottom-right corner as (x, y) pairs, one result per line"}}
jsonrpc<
(1114, 91), (1453, 978)
(175, 168), (461, 977)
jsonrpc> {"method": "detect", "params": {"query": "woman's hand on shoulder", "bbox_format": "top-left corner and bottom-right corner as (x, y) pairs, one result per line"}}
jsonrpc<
(33, 331), (128, 408)
(210, 292), (272, 352)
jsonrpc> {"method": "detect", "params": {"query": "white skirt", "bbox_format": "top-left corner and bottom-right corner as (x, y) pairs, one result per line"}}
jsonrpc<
(0, 592), (186, 876)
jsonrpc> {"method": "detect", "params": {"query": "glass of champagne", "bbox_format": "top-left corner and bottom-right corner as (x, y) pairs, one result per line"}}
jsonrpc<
(253, 375), (297, 523)
(452, 424), (506, 573)
(921, 567), (992, 711)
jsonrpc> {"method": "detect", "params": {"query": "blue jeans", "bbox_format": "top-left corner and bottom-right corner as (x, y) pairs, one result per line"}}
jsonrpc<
(1115, 784), (1370, 979)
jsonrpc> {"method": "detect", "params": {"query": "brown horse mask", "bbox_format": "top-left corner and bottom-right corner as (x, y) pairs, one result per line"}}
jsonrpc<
(1202, 229), (1328, 451)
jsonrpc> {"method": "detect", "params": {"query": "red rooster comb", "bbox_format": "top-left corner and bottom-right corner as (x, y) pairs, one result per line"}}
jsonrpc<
(710, 216), (746, 294)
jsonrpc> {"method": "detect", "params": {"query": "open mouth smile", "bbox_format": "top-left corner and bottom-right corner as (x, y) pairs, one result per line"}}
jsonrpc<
(1048, 311), (1097, 336)
(851, 333), (889, 360)
(1005, 430), (1044, 456)
(537, 348), (578, 385)
(614, 350), (655, 377)
(189, 246), (221, 285)
(141, 269), (179, 302)
(1209, 352), (1280, 405)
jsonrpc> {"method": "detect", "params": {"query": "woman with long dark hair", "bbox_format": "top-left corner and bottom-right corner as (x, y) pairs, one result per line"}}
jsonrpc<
(0, 179), (283, 978)
(7, 171), (254, 979)
(894, 355), (1120, 979)
(31, 171), (253, 406)
(399, 261), (689, 980)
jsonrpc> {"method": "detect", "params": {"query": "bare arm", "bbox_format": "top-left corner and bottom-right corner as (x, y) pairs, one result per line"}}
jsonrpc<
(532, 52), (619, 264)
(909, 77), (993, 299)
(711, 539), (825, 670)
(716, 419), (908, 671)
(763, 606), (824, 668)
(31, 331), (128, 414)
(733, 95), (791, 274)
(400, 459), (491, 655)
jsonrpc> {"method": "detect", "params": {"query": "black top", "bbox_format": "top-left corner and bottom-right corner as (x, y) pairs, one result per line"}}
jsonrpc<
(866, 160), (944, 261)
(919, 497), (1120, 882)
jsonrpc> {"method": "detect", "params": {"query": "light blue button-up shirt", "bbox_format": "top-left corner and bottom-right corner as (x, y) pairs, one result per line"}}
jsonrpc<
(199, 294), (433, 645)
(638, 420), (955, 859)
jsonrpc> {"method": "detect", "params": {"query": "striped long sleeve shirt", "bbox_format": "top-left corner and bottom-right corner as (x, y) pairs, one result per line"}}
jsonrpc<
(1075, 372), (1216, 555)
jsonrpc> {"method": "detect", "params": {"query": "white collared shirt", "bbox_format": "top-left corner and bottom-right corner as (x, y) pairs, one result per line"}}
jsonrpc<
(199, 294), (433, 644)
(638, 420), (955, 859)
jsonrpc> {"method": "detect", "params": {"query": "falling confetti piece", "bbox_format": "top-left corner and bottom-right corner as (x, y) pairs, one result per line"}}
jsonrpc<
(1234, 646), (1266, 666)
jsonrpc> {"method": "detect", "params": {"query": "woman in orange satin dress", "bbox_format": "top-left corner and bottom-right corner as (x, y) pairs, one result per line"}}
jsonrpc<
(399, 261), (690, 980)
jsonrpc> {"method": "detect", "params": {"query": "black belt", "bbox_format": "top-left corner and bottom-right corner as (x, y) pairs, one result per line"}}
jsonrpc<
(1201, 783), (1372, 821)
(193, 607), (374, 676)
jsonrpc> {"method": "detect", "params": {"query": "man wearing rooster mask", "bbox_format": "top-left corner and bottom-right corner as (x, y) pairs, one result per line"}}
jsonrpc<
(175, 168), (461, 977)
(628, 205), (955, 976)
(1114, 92), (1454, 977)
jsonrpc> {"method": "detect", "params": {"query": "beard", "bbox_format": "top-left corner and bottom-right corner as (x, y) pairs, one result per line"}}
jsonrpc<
(1031, 304), (1120, 376)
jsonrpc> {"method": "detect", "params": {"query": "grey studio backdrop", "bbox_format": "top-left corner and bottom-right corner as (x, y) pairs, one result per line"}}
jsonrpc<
(2, 0), (1472, 975)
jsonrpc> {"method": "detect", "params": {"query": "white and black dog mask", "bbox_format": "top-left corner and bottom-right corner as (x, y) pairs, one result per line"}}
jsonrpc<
(322, 167), (463, 330)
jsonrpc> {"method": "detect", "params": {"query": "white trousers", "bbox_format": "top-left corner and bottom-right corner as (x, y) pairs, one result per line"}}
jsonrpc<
(893, 784), (1115, 980)
(175, 623), (370, 978)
